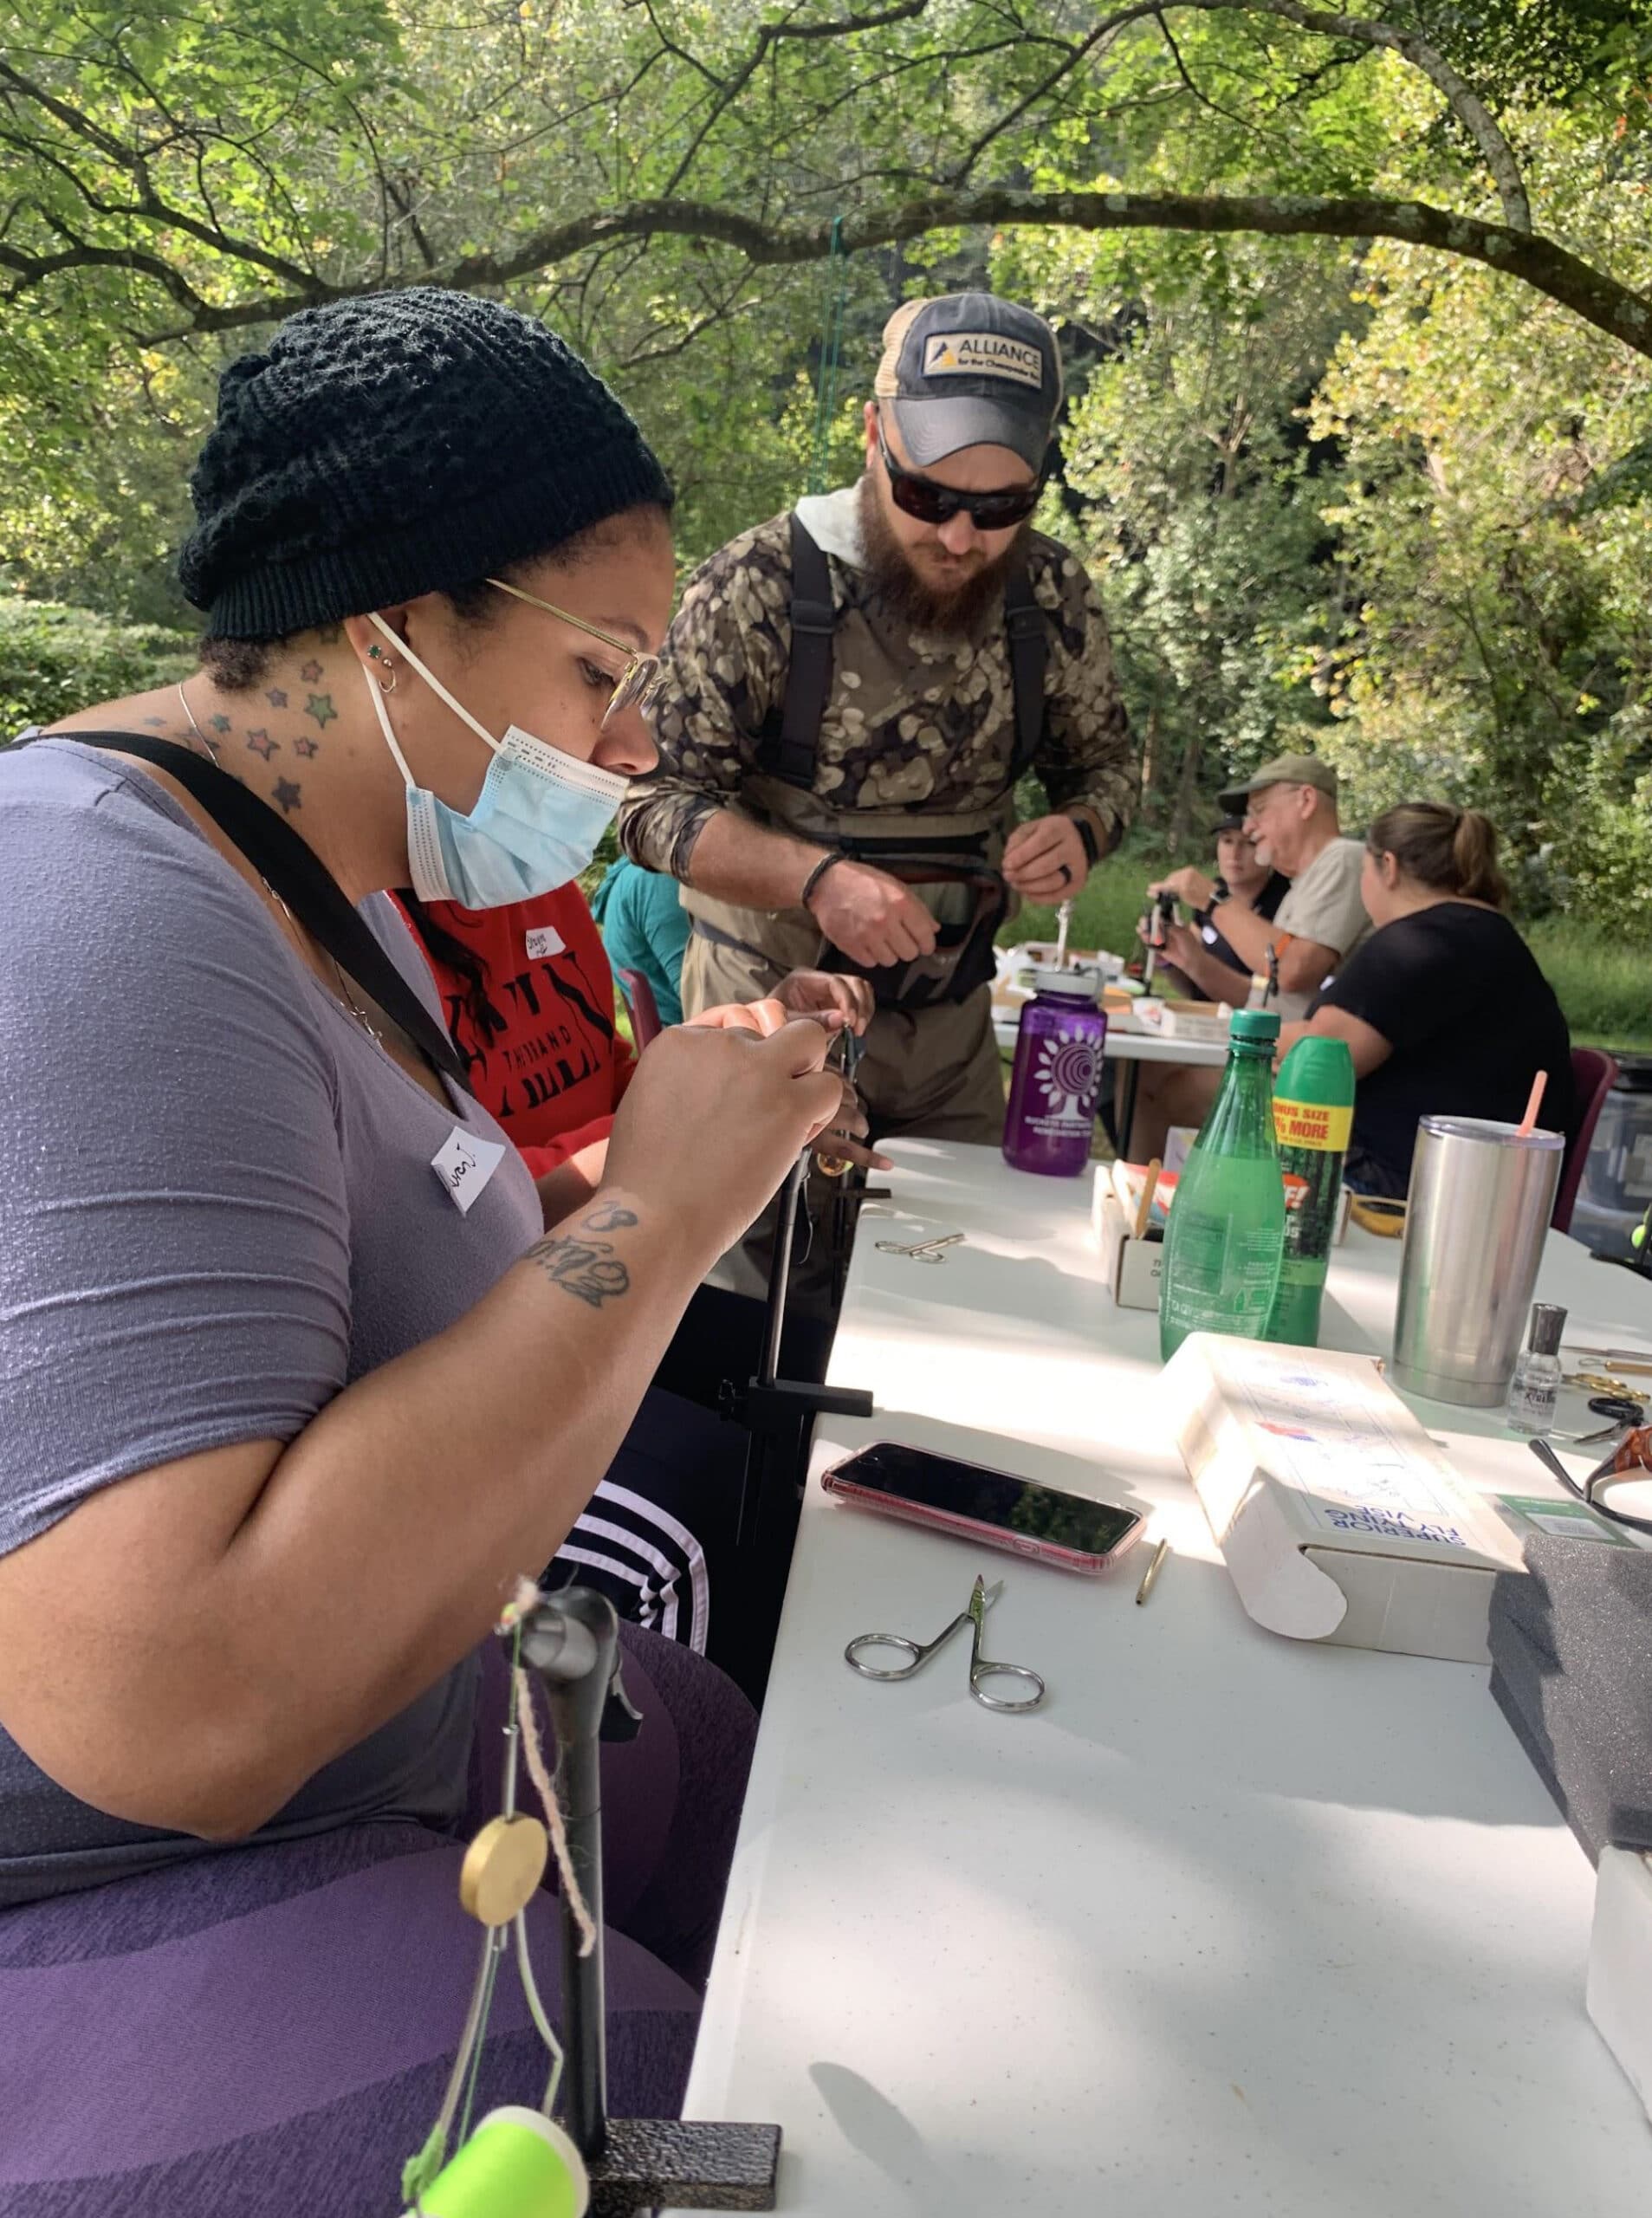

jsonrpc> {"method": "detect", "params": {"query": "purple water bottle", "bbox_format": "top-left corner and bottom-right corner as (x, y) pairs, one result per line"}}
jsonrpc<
(1002, 965), (1108, 1177)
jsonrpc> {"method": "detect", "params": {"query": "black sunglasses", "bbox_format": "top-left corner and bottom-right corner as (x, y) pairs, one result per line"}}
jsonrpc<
(877, 426), (1043, 531)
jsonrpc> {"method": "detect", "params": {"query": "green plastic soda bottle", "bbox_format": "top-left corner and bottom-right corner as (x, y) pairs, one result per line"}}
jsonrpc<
(1158, 1008), (1286, 1363)
(1266, 1034), (1357, 1346)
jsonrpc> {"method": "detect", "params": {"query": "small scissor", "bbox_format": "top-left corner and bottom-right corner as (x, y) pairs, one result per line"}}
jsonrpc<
(845, 1576), (1046, 1713)
(874, 1230), (963, 1263)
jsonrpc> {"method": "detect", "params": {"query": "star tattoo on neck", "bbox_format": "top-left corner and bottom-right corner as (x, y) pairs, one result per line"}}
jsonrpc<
(292, 735), (319, 758)
(304, 693), (337, 729)
(245, 729), (278, 761)
(266, 688), (288, 708)
(299, 658), (324, 683)
(272, 778), (302, 814)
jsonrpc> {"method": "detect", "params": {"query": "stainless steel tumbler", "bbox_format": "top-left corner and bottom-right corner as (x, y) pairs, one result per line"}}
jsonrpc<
(1391, 1115), (1565, 1406)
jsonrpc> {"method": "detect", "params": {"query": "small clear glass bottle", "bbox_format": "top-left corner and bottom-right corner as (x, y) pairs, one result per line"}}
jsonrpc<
(1506, 1301), (1567, 1436)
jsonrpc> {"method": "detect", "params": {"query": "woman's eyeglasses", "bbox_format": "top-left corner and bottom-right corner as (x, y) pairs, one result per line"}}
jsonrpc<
(876, 427), (1043, 532)
(485, 576), (663, 725)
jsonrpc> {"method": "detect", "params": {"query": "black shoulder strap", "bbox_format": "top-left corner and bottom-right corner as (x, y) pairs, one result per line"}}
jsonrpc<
(1003, 563), (1049, 784)
(61, 733), (470, 1092)
(771, 511), (837, 790)
(768, 520), (1047, 798)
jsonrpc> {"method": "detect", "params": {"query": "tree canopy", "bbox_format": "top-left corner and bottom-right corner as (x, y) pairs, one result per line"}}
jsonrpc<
(4, 1), (1652, 923)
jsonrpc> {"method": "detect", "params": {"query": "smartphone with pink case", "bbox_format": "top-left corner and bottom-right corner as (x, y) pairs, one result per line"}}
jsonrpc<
(820, 1441), (1143, 1576)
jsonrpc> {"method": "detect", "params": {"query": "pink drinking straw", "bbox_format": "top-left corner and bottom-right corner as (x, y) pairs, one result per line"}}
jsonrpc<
(1518, 1070), (1548, 1137)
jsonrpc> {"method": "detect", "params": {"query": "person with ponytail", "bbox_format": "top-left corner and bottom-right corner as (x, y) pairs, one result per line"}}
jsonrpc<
(1281, 801), (1572, 1196)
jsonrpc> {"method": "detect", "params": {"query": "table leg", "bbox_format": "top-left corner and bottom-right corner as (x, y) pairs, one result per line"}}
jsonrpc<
(1117, 1058), (1141, 1161)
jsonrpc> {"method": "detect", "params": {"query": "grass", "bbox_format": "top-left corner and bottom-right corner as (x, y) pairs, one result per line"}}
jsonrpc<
(997, 848), (1652, 1054)
(1525, 920), (1652, 1054)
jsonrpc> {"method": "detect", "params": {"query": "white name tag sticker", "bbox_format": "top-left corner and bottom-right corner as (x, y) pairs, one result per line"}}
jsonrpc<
(431, 1125), (508, 1216)
(525, 925), (566, 960)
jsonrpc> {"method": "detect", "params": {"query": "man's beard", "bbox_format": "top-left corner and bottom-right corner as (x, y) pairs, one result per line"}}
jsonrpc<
(858, 474), (1031, 636)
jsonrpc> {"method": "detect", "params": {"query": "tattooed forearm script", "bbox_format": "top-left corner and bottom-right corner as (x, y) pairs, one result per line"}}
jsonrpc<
(525, 1201), (639, 1307)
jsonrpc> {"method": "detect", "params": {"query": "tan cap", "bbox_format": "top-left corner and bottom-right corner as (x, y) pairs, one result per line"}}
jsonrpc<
(1219, 753), (1338, 814)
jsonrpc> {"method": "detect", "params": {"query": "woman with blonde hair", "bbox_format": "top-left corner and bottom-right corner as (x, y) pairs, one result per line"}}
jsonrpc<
(1282, 801), (1572, 1195)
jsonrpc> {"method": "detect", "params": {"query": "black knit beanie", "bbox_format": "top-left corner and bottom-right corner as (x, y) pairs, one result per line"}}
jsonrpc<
(178, 289), (674, 638)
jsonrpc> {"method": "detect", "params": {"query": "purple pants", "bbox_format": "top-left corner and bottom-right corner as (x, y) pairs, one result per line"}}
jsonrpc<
(0, 1626), (755, 2214)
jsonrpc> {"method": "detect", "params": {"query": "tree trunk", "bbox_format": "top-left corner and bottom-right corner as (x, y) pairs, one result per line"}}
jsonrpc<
(1140, 678), (1163, 821)
(1169, 725), (1204, 858)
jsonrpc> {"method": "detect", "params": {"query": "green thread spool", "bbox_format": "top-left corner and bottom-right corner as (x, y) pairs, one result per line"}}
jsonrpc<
(405, 2107), (588, 2218)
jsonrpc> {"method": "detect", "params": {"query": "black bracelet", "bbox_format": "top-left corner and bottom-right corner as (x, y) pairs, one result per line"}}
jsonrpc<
(1066, 814), (1101, 869)
(800, 851), (847, 911)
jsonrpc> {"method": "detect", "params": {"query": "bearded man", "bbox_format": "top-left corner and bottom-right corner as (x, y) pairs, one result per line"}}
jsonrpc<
(619, 293), (1137, 1142)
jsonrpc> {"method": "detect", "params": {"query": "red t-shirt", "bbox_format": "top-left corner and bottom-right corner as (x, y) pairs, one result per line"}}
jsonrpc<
(395, 885), (637, 1180)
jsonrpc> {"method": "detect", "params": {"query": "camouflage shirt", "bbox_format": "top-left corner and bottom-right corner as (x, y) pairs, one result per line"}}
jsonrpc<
(619, 487), (1137, 880)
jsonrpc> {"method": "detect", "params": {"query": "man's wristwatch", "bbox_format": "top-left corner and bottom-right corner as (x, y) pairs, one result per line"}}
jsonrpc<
(1066, 814), (1101, 870)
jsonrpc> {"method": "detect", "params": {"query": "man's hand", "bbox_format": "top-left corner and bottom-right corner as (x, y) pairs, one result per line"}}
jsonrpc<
(1002, 814), (1090, 903)
(774, 968), (874, 1034)
(813, 1077), (893, 1175)
(1150, 866), (1217, 910)
(1157, 920), (1208, 974)
(807, 859), (937, 970)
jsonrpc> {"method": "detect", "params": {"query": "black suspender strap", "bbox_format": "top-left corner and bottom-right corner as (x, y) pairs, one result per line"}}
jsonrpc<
(773, 512), (838, 790)
(1003, 563), (1049, 783)
(768, 515), (1050, 795)
(58, 733), (470, 1091)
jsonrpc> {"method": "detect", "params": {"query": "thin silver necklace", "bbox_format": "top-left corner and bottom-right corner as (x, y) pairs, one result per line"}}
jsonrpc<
(174, 681), (385, 1049)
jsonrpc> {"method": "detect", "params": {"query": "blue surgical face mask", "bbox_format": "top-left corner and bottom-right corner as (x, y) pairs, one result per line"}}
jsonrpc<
(363, 613), (628, 909)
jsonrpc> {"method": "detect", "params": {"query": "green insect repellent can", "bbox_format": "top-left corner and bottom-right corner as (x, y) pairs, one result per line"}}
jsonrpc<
(1266, 1034), (1356, 1346)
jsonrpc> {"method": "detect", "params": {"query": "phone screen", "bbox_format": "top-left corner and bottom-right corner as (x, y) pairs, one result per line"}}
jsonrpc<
(831, 1443), (1138, 1556)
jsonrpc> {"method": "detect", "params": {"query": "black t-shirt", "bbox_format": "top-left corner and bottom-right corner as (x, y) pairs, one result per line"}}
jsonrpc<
(1204, 872), (1287, 976)
(1312, 903), (1573, 1196)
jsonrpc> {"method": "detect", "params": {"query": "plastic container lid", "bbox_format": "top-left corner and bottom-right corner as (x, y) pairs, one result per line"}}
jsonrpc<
(1417, 1114), (1564, 1151)
(1228, 1008), (1280, 1045)
(1027, 964), (1102, 999)
(1275, 1033), (1356, 1101)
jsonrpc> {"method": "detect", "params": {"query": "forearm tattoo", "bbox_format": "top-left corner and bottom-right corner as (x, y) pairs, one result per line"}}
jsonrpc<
(525, 1202), (639, 1307)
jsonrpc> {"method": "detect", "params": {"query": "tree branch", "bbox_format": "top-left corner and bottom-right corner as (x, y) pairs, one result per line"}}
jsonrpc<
(1173, 0), (1531, 232)
(114, 187), (1650, 361)
(658, 0), (931, 197)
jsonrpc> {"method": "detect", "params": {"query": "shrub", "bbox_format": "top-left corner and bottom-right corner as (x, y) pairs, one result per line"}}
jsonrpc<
(0, 596), (195, 737)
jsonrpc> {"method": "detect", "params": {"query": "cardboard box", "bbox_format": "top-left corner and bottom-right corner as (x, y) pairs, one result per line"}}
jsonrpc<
(1158, 1000), (1233, 1044)
(1163, 1335), (1526, 1664)
(1590, 1849), (1652, 2125)
(1092, 1188), (1163, 1309)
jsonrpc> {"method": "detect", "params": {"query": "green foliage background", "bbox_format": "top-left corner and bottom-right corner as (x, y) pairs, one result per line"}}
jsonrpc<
(5, 1), (1652, 1035)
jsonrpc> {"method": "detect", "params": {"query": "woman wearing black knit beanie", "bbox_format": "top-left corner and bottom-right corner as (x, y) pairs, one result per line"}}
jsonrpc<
(0, 290), (841, 2211)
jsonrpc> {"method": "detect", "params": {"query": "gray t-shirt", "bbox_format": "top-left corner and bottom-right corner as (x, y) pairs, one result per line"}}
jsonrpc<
(1271, 835), (1372, 1019)
(0, 739), (542, 1904)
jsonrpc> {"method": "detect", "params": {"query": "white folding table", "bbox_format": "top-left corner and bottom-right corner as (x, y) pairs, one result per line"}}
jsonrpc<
(671, 1140), (1652, 2216)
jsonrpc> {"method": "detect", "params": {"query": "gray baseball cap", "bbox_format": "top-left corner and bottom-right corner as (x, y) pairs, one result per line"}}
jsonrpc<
(873, 293), (1062, 471)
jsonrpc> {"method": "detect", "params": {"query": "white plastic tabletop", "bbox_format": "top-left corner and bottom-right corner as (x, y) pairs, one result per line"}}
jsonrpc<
(671, 1140), (1652, 2217)
(991, 1016), (1230, 1065)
